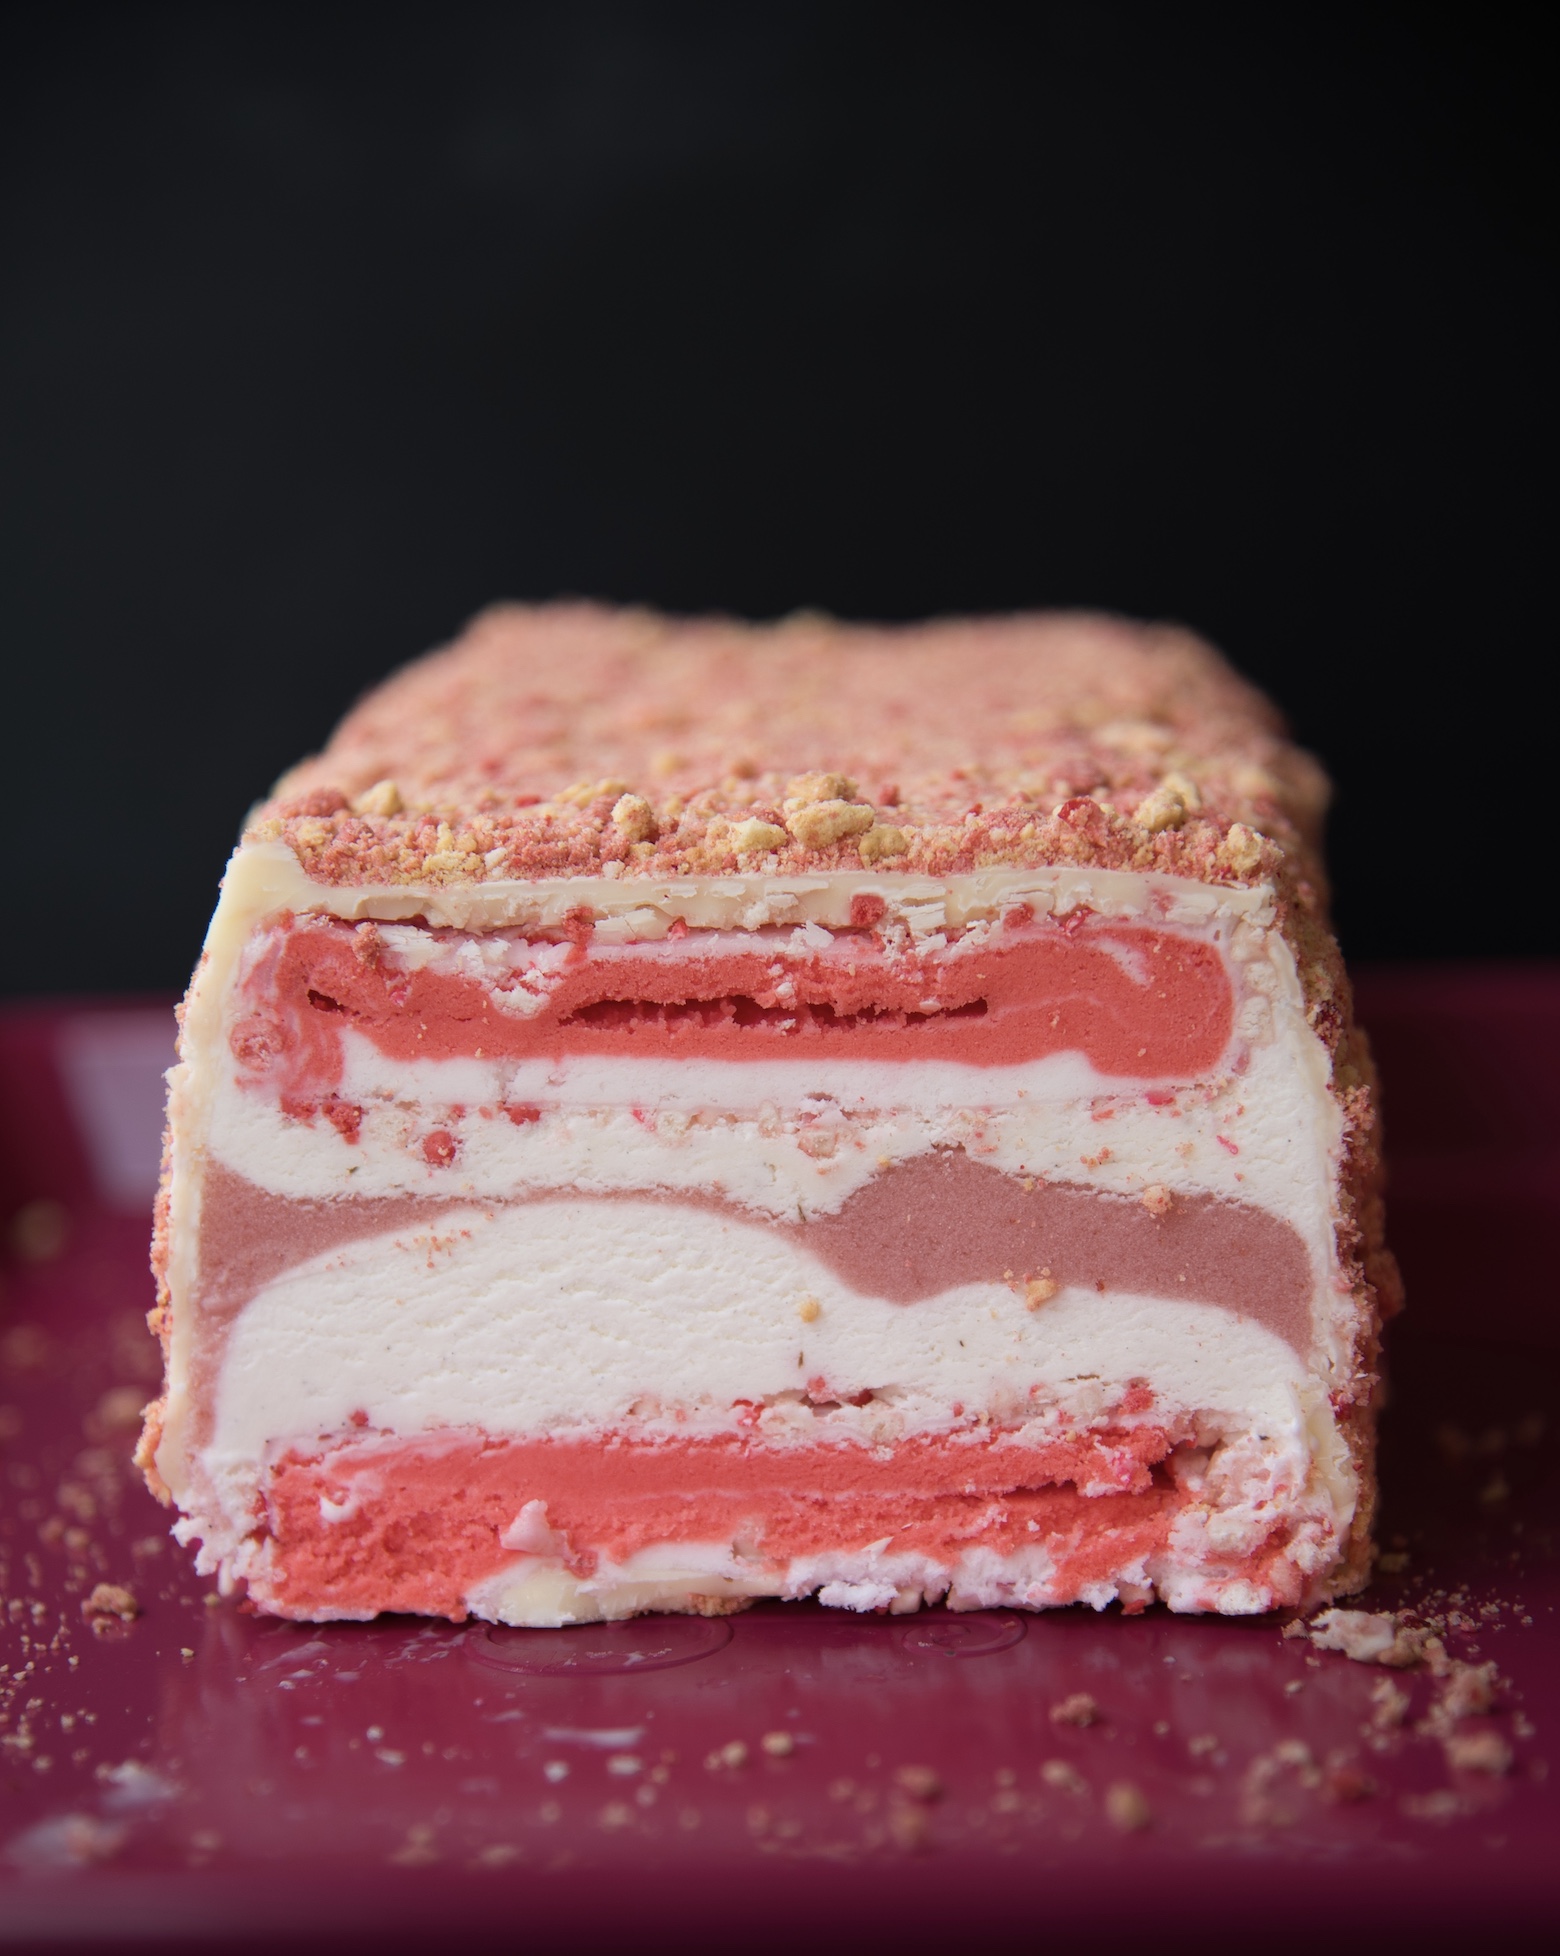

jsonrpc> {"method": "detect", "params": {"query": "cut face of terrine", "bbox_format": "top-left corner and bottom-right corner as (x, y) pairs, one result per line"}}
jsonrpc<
(140, 605), (1398, 1624)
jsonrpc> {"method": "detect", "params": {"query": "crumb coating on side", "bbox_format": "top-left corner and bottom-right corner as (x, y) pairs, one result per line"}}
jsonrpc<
(249, 603), (1329, 895)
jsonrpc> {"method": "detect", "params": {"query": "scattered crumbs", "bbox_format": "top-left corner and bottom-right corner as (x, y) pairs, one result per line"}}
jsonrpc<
(0, 1324), (49, 1369)
(1368, 1677), (1411, 1732)
(889, 1764), (942, 1802)
(1049, 1692), (1097, 1727)
(1444, 1731), (1512, 1776)
(10, 1199), (69, 1263)
(88, 1386), (147, 1438)
(796, 1295), (821, 1324)
(375, 1748), (406, 1767)
(542, 1759), (569, 1783)
(887, 1803), (931, 1851)
(1141, 1183), (1172, 1218)
(4, 1814), (126, 1868)
(1040, 1759), (1086, 1794)
(390, 1823), (439, 1867)
(760, 1731), (795, 1758)
(1284, 1679), (1305, 1696)
(80, 1583), (137, 1627)
(606, 1754), (642, 1777)
(1423, 1659), (1499, 1733)
(706, 1740), (748, 1770)
(1104, 1782), (1152, 1832)
(1322, 1764), (1375, 1804)
(1188, 1734), (1219, 1758)
(1402, 1789), (1466, 1824)
(1240, 1741), (1323, 1825)
(1309, 1608), (1441, 1669)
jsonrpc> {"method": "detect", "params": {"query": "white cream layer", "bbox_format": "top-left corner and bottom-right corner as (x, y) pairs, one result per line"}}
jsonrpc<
(207, 1021), (1336, 1238)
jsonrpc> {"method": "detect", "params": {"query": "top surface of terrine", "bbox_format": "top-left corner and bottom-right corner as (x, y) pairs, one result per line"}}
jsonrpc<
(251, 604), (1326, 893)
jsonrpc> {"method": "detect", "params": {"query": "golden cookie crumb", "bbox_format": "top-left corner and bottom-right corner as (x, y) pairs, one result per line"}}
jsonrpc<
(611, 793), (657, 843)
(730, 817), (788, 854)
(1220, 822), (1265, 874)
(894, 1764), (943, 1801)
(1133, 783), (1187, 833)
(1050, 1692), (1098, 1727)
(786, 799), (876, 850)
(82, 1582), (138, 1624)
(859, 823), (908, 861)
(352, 778), (403, 817)
(784, 771), (856, 807)
(1105, 1781), (1152, 1831)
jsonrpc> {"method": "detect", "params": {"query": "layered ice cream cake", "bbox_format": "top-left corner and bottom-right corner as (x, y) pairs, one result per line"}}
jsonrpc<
(140, 605), (1399, 1624)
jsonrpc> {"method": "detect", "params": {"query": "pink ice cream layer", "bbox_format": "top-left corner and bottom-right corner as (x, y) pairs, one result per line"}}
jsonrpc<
(227, 910), (1237, 1116)
(255, 1424), (1315, 1622)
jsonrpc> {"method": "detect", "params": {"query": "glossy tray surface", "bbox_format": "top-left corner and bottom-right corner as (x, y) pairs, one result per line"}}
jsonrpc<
(1, 970), (1557, 1948)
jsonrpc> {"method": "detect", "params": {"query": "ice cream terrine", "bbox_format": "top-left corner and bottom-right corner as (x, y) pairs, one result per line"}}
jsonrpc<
(139, 604), (1399, 1625)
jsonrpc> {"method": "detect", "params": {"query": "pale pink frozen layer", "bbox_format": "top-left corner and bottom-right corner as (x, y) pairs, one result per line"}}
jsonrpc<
(195, 1154), (1313, 1356)
(226, 910), (1236, 1123)
(255, 1423), (1317, 1621)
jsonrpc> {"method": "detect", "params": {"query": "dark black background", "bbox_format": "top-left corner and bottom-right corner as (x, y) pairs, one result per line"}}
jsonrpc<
(2, 3), (1553, 995)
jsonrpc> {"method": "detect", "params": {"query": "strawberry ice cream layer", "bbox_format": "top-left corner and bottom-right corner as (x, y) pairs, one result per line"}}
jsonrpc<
(152, 858), (1358, 1622)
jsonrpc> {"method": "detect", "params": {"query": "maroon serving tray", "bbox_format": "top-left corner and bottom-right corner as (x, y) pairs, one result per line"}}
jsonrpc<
(2, 969), (1558, 1952)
